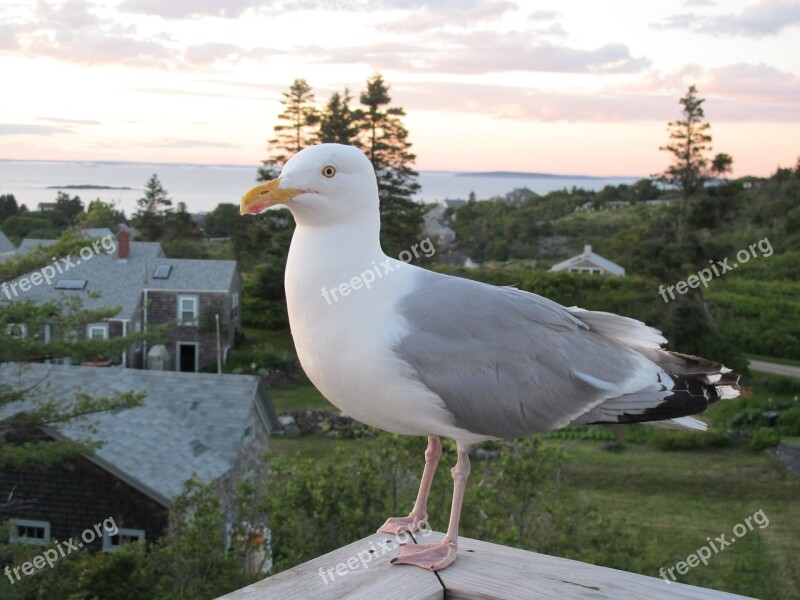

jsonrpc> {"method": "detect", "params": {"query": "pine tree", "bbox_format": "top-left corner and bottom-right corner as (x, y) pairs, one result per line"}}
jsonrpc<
(357, 74), (423, 255)
(258, 78), (319, 182)
(318, 89), (361, 145)
(133, 174), (173, 241)
(657, 85), (733, 239)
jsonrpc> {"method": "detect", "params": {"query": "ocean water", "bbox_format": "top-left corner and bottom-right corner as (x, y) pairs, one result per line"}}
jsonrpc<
(0, 159), (641, 215)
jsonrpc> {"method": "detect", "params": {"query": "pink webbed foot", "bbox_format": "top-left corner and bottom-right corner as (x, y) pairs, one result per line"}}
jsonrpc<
(377, 514), (428, 535)
(390, 537), (458, 571)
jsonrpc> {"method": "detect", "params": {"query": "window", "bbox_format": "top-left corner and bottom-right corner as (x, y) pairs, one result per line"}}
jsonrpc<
(10, 520), (50, 546)
(103, 528), (145, 552)
(152, 265), (172, 279)
(55, 279), (87, 290)
(5, 323), (27, 339)
(86, 323), (109, 339)
(178, 296), (198, 325)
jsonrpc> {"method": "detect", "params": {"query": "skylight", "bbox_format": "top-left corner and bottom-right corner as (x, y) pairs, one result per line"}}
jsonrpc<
(152, 265), (172, 279)
(54, 279), (87, 290)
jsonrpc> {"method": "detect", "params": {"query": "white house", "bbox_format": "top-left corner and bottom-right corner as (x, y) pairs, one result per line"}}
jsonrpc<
(549, 244), (625, 276)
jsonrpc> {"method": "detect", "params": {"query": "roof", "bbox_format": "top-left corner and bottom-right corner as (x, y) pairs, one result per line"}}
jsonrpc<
(0, 230), (15, 255)
(144, 258), (238, 292)
(16, 238), (57, 253)
(549, 244), (625, 276)
(4, 240), (237, 319)
(443, 199), (466, 209)
(0, 363), (281, 505)
(80, 228), (114, 239)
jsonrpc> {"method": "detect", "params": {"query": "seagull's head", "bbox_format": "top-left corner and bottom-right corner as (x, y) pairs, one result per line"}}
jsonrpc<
(240, 143), (379, 227)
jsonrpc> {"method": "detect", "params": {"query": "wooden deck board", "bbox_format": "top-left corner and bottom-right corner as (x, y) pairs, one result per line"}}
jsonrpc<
(216, 531), (442, 600)
(218, 530), (756, 599)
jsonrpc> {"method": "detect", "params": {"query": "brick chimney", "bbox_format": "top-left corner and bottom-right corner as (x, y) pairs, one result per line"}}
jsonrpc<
(118, 229), (130, 261)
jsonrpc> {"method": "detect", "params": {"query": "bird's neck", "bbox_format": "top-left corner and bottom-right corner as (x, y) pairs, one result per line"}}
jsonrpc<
(286, 218), (386, 287)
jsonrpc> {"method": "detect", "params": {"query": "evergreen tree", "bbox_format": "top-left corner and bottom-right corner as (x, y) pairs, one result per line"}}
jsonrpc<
(357, 74), (423, 255)
(0, 194), (19, 223)
(258, 78), (319, 182)
(711, 152), (734, 180)
(133, 174), (173, 241)
(167, 201), (202, 240)
(204, 203), (241, 238)
(657, 85), (733, 239)
(54, 191), (84, 225)
(318, 89), (361, 145)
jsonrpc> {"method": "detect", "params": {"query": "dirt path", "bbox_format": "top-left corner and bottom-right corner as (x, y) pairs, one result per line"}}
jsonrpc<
(748, 359), (800, 379)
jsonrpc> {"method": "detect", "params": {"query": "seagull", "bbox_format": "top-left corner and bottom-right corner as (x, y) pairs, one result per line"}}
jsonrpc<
(240, 143), (740, 572)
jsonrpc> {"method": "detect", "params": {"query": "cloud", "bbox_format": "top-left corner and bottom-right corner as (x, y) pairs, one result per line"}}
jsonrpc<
(36, 0), (101, 29)
(683, 0), (716, 6)
(0, 24), (19, 50)
(386, 63), (800, 124)
(185, 42), (248, 65)
(376, 0), (517, 33)
(528, 9), (560, 20)
(27, 31), (176, 67)
(9, 0), (177, 67)
(38, 117), (102, 125)
(184, 42), (275, 66)
(656, 0), (800, 37)
(0, 124), (74, 136)
(393, 82), (675, 122)
(704, 63), (800, 106)
(312, 33), (649, 74)
(119, 0), (265, 19)
(145, 138), (239, 148)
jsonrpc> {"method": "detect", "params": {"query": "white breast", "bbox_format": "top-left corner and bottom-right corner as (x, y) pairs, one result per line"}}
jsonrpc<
(283, 226), (485, 442)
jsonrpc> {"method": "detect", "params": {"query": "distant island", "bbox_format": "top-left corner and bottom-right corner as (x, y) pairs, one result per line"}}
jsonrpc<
(457, 171), (608, 180)
(46, 184), (133, 190)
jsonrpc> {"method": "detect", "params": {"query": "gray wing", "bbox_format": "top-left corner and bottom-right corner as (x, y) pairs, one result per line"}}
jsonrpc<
(394, 270), (648, 438)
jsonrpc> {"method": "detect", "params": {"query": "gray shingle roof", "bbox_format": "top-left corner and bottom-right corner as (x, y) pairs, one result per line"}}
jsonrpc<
(80, 228), (114, 239)
(0, 230), (15, 255)
(0, 363), (279, 505)
(16, 238), (57, 253)
(144, 258), (238, 292)
(2, 241), (236, 319)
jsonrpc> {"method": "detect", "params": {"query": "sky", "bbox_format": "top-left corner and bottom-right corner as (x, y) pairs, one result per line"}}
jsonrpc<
(1, 0), (799, 176)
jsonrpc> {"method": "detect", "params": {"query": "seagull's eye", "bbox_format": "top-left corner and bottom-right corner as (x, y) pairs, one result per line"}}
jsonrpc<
(321, 165), (336, 178)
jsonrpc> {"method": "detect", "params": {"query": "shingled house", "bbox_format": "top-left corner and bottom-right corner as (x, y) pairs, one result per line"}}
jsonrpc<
(2, 230), (242, 372)
(0, 364), (280, 556)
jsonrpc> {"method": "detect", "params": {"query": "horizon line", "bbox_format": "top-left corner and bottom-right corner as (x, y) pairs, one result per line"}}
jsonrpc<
(0, 157), (646, 180)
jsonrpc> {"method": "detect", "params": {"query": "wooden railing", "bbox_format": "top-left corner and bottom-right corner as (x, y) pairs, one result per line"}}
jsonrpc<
(217, 530), (754, 599)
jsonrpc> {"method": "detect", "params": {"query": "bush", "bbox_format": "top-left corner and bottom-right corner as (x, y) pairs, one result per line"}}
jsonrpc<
(750, 428), (781, 451)
(648, 429), (732, 451)
(777, 406), (800, 436)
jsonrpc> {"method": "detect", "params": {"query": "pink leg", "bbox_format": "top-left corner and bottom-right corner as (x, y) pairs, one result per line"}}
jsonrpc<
(391, 440), (470, 571)
(379, 436), (442, 535)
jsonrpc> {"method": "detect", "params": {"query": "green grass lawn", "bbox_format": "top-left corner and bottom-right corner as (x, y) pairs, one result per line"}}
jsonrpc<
(562, 442), (799, 598)
(268, 385), (336, 413)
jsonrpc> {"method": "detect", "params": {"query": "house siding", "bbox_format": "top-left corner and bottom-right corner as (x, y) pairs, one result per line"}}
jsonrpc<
(0, 438), (168, 551)
(147, 290), (236, 371)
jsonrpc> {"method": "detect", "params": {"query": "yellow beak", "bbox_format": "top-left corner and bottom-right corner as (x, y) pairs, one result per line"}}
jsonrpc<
(240, 178), (303, 215)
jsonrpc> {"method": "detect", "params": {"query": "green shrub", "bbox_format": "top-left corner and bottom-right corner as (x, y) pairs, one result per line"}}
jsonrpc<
(777, 406), (800, 436)
(648, 429), (732, 451)
(750, 428), (781, 451)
